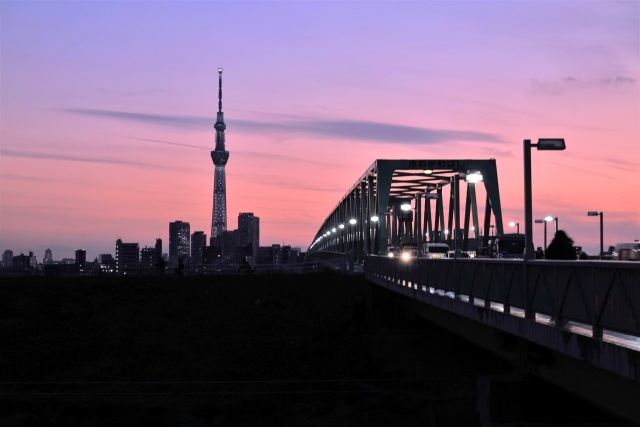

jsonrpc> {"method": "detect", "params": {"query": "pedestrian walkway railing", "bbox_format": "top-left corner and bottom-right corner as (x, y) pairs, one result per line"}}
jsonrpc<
(365, 256), (640, 339)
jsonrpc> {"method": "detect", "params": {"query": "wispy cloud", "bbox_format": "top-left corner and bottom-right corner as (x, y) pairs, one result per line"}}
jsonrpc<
(63, 108), (211, 130)
(96, 88), (169, 97)
(257, 119), (503, 144)
(123, 136), (338, 167)
(530, 75), (636, 94)
(0, 148), (196, 173)
(1, 173), (53, 183)
(64, 108), (503, 144)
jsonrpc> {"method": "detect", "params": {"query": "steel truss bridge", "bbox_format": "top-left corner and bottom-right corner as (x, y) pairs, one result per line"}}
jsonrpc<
(307, 159), (504, 258)
(305, 159), (640, 425)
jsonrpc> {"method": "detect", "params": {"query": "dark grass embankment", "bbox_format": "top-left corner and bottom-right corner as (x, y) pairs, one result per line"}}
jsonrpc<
(0, 272), (624, 426)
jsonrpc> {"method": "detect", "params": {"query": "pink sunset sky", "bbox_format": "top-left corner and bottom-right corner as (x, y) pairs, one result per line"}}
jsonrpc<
(1, 1), (638, 261)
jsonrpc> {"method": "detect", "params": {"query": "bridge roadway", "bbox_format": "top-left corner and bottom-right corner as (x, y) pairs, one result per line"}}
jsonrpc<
(362, 255), (640, 425)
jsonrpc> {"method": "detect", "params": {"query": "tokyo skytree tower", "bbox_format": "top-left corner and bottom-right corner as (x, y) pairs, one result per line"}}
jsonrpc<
(210, 68), (229, 242)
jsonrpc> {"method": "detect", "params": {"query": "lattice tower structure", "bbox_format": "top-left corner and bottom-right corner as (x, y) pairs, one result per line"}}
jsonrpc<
(210, 67), (229, 241)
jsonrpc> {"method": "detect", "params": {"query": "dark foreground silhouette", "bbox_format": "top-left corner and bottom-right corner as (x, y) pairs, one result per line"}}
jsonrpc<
(0, 273), (628, 426)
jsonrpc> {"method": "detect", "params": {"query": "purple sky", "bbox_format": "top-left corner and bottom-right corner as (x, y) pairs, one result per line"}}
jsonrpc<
(1, 0), (638, 261)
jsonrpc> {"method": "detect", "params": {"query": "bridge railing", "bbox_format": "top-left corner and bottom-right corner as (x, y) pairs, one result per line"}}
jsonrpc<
(365, 256), (640, 339)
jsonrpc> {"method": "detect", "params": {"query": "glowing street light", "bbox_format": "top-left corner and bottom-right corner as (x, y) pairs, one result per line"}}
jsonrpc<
(465, 171), (483, 183)
(508, 221), (520, 234)
(524, 138), (566, 260)
(587, 211), (604, 259)
(544, 215), (558, 234)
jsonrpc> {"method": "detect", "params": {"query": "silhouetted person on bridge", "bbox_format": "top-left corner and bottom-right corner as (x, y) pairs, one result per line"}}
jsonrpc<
(545, 230), (576, 260)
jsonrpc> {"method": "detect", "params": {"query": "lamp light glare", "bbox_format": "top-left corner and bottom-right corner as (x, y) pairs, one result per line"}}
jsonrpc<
(465, 172), (483, 183)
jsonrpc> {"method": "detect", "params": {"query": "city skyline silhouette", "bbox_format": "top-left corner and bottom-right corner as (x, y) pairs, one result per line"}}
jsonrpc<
(1, 1), (638, 260)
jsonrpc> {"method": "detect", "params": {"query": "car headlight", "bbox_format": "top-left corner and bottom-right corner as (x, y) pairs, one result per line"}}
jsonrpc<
(401, 252), (410, 261)
(388, 252), (394, 258)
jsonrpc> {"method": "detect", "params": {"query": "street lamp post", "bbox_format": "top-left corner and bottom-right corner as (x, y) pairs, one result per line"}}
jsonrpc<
(524, 138), (566, 260)
(535, 219), (547, 253)
(545, 215), (558, 234)
(587, 211), (604, 259)
(508, 221), (520, 234)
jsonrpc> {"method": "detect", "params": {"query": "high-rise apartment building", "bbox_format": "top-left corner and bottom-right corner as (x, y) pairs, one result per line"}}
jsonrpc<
(43, 248), (53, 265)
(12, 252), (37, 271)
(155, 238), (162, 262)
(238, 212), (259, 260)
(75, 249), (86, 267)
(115, 239), (139, 274)
(3, 249), (13, 268)
(140, 246), (156, 273)
(191, 231), (207, 264)
(169, 220), (190, 266)
(210, 67), (229, 244)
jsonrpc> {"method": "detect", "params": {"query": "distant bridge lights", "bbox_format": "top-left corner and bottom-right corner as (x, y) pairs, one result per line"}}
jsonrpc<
(524, 138), (566, 260)
(587, 211), (604, 259)
(508, 221), (520, 234)
(400, 203), (412, 211)
(349, 218), (357, 225)
(371, 215), (379, 222)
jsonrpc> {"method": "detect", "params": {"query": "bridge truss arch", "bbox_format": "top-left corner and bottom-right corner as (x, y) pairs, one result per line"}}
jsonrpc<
(306, 159), (505, 261)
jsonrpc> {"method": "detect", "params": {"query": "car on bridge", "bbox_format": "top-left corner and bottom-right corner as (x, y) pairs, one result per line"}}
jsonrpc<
(400, 245), (419, 261)
(445, 250), (470, 259)
(386, 246), (399, 258)
(420, 243), (450, 259)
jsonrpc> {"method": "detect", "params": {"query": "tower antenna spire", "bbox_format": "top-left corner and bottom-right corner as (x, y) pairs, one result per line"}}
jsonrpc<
(218, 67), (223, 113)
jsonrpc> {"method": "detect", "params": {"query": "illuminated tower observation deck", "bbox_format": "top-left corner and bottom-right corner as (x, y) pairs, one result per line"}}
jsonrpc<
(210, 67), (229, 241)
